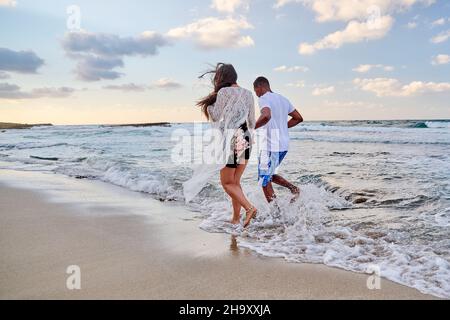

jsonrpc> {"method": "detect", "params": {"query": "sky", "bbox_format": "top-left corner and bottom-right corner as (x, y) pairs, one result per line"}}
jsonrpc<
(0, 0), (449, 125)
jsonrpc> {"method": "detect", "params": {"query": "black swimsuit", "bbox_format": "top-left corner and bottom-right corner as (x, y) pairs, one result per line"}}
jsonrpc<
(226, 122), (252, 169)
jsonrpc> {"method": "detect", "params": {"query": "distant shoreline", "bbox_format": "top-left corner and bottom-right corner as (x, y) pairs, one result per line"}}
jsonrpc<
(0, 122), (53, 130)
(101, 122), (171, 128)
(0, 122), (171, 130)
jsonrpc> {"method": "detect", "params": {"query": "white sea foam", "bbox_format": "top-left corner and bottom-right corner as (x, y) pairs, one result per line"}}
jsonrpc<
(200, 184), (450, 298)
(292, 124), (450, 145)
(425, 121), (450, 129)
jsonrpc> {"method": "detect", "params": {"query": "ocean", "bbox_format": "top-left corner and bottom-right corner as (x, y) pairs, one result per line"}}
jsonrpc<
(0, 119), (449, 298)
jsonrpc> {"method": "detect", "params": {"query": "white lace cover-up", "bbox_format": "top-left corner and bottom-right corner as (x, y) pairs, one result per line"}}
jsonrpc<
(183, 87), (256, 203)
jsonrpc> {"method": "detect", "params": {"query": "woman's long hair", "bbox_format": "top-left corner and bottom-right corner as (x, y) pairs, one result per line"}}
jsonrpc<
(197, 63), (238, 120)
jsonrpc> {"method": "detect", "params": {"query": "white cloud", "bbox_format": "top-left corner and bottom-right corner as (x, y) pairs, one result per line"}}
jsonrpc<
(150, 78), (182, 89)
(407, 21), (418, 29)
(62, 31), (168, 57)
(299, 16), (394, 55)
(167, 17), (254, 49)
(354, 77), (450, 97)
(324, 100), (383, 108)
(287, 80), (305, 88)
(274, 0), (298, 8)
(274, 65), (309, 72)
(431, 18), (446, 27)
(0, 82), (75, 99)
(62, 31), (170, 81)
(0, 71), (10, 79)
(432, 54), (450, 65)
(103, 83), (148, 92)
(211, 0), (248, 13)
(431, 29), (450, 44)
(353, 65), (373, 73)
(282, 1), (434, 54)
(103, 79), (182, 91)
(312, 86), (335, 96)
(0, 0), (16, 7)
(353, 64), (394, 73)
(0, 48), (45, 74)
(31, 87), (76, 98)
(275, 0), (434, 22)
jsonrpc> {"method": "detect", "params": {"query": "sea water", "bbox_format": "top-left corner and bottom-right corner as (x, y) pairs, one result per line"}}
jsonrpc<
(1, 119), (449, 298)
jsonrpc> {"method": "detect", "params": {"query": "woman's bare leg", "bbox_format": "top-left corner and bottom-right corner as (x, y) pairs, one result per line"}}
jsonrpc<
(231, 198), (241, 224)
(220, 166), (253, 217)
(230, 161), (248, 223)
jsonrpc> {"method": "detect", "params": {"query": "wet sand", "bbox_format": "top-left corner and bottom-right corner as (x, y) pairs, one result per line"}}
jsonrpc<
(0, 170), (435, 299)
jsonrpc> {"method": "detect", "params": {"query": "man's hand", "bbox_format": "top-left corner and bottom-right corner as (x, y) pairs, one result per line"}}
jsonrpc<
(255, 107), (271, 129)
(288, 109), (303, 128)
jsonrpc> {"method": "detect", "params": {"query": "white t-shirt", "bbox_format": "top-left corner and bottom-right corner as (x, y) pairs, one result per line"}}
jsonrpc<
(257, 92), (295, 152)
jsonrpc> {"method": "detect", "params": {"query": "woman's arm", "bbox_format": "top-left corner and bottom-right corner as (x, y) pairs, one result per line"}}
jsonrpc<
(207, 89), (226, 122)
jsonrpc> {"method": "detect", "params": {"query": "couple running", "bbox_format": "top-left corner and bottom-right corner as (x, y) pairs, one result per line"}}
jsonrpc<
(183, 63), (303, 228)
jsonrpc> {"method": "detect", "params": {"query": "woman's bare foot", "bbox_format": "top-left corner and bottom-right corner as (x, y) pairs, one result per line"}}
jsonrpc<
(230, 212), (241, 225)
(243, 206), (257, 228)
(230, 218), (240, 225)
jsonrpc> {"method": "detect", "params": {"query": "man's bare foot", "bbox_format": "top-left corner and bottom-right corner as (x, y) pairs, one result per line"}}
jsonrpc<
(243, 206), (257, 228)
(290, 186), (300, 203)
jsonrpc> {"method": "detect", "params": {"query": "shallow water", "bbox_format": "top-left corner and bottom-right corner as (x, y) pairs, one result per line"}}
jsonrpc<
(0, 119), (449, 298)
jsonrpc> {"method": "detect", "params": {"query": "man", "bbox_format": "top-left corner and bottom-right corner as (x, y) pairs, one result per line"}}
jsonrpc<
(253, 76), (303, 203)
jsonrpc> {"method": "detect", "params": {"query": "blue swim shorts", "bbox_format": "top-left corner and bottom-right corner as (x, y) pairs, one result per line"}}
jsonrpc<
(257, 150), (288, 187)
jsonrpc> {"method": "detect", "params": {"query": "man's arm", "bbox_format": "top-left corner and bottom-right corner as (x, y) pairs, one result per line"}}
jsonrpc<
(288, 109), (303, 128)
(255, 107), (271, 129)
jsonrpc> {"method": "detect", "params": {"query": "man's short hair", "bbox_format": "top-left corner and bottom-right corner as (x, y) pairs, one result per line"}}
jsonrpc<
(253, 76), (270, 88)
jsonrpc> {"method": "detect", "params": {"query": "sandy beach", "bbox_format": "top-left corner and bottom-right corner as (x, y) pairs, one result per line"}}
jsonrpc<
(0, 170), (435, 299)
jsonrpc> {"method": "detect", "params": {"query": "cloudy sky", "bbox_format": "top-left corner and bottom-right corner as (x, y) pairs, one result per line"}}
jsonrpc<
(1, 0), (449, 124)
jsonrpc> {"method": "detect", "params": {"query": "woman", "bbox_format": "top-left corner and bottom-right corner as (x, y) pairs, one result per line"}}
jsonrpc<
(183, 63), (257, 227)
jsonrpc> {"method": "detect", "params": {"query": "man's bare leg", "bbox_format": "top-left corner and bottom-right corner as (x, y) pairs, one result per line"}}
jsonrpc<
(262, 181), (276, 203)
(272, 174), (300, 202)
